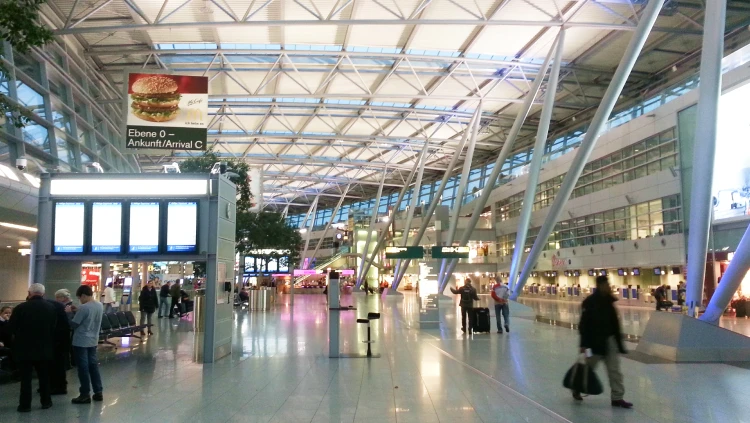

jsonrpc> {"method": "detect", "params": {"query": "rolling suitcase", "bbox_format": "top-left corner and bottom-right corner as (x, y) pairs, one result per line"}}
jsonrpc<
(472, 307), (491, 333)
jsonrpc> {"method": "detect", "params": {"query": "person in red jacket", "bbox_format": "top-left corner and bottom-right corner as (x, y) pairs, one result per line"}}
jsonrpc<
(490, 277), (510, 334)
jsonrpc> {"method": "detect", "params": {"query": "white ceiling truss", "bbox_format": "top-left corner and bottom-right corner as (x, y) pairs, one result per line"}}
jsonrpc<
(41, 0), (750, 212)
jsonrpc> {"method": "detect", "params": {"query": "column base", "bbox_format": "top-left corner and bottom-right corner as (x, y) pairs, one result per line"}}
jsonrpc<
(636, 312), (750, 362)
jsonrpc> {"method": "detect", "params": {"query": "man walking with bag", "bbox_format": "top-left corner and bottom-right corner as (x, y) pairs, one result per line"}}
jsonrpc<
(490, 277), (510, 334)
(574, 275), (632, 408)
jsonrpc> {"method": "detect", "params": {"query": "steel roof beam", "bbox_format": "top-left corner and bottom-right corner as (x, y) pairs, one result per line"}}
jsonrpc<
(53, 19), (703, 36)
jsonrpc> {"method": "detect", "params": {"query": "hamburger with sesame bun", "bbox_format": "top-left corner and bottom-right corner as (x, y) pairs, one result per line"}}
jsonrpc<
(130, 75), (181, 122)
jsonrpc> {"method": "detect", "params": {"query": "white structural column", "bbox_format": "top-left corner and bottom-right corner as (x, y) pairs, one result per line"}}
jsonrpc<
(310, 184), (351, 260)
(393, 142), (430, 280)
(507, 31), (565, 291)
(701, 224), (750, 323)
(438, 31), (560, 294)
(512, 0), (666, 299)
(391, 119), (473, 290)
(356, 170), (387, 288)
(298, 195), (321, 269)
(359, 140), (430, 287)
(685, 0), (727, 317)
(437, 106), (482, 291)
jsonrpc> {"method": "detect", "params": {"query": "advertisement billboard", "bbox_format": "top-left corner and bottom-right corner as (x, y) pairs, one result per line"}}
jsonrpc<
(124, 73), (208, 151)
(713, 82), (750, 222)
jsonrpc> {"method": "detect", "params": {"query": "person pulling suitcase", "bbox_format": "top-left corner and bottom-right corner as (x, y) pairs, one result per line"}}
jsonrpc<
(450, 278), (479, 334)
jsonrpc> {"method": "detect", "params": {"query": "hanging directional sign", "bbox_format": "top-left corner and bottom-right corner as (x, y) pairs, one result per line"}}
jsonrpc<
(431, 246), (470, 259)
(385, 246), (424, 259)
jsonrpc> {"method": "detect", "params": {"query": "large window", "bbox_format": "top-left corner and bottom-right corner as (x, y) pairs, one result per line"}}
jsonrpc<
(495, 129), (678, 222)
(496, 194), (682, 257)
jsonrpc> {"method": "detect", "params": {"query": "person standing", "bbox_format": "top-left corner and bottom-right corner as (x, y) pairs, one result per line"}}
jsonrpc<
(677, 281), (686, 307)
(10, 283), (57, 412)
(0, 306), (12, 349)
(574, 275), (632, 408)
(55, 289), (76, 370)
(654, 284), (669, 311)
(450, 278), (479, 334)
(48, 294), (71, 395)
(138, 281), (158, 336)
(169, 281), (181, 319)
(69, 285), (104, 404)
(102, 283), (117, 314)
(158, 281), (171, 318)
(490, 277), (510, 334)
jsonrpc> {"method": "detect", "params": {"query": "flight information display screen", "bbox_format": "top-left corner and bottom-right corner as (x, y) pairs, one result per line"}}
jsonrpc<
(166, 201), (198, 252)
(53, 202), (85, 253)
(129, 202), (160, 253)
(91, 202), (122, 253)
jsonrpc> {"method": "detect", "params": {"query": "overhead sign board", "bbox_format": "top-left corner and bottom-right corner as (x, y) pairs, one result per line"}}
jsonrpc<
(385, 246), (424, 259)
(124, 72), (208, 151)
(431, 246), (470, 259)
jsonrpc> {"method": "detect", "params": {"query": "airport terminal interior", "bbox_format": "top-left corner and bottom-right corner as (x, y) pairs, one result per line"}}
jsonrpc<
(2, 0), (750, 422)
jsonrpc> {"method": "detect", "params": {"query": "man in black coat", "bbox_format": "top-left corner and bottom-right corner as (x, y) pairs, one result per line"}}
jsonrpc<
(49, 292), (72, 394)
(450, 279), (479, 334)
(10, 283), (58, 412)
(575, 276), (632, 408)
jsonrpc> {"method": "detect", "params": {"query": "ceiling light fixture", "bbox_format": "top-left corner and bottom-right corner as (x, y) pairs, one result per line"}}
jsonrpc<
(0, 222), (38, 232)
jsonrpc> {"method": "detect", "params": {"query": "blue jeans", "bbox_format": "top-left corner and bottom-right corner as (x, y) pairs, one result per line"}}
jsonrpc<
(494, 303), (510, 331)
(74, 346), (103, 396)
(158, 297), (170, 317)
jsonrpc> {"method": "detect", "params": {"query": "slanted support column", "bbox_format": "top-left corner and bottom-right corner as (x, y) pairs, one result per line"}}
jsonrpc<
(298, 195), (320, 269)
(391, 119), (473, 290)
(701, 223), (750, 324)
(393, 142), (430, 281)
(437, 106), (482, 292)
(360, 140), (430, 287)
(511, 0), (666, 299)
(311, 184), (351, 260)
(685, 0), (727, 317)
(508, 31), (565, 291)
(438, 31), (560, 294)
(356, 170), (387, 288)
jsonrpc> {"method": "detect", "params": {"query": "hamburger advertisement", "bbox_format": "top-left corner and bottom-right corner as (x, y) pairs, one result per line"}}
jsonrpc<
(124, 73), (208, 151)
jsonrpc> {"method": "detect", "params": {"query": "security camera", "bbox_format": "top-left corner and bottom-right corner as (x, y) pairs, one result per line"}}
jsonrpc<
(16, 158), (27, 171)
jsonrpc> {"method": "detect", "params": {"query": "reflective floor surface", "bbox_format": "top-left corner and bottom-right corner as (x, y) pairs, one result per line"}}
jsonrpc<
(1, 292), (749, 422)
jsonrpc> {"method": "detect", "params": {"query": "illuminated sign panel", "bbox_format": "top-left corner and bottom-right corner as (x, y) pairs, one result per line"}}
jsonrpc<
(53, 202), (85, 253)
(129, 202), (160, 253)
(166, 201), (198, 252)
(91, 202), (122, 253)
(431, 246), (470, 258)
(384, 246), (424, 259)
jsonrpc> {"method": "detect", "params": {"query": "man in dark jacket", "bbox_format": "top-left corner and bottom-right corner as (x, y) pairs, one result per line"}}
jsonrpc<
(138, 281), (159, 335)
(158, 282), (171, 318)
(575, 276), (632, 408)
(48, 296), (71, 395)
(10, 283), (57, 412)
(169, 281), (181, 318)
(450, 279), (479, 334)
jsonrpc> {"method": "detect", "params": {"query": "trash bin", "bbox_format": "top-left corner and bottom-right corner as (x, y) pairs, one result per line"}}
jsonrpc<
(249, 289), (272, 310)
(193, 289), (206, 333)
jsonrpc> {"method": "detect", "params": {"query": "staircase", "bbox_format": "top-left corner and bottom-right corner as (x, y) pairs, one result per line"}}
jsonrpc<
(294, 251), (346, 284)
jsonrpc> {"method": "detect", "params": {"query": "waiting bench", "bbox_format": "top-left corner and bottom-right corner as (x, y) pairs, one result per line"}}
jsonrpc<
(99, 311), (151, 348)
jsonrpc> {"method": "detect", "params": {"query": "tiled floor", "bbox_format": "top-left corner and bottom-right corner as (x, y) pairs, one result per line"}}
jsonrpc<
(1, 292), (750, 422)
